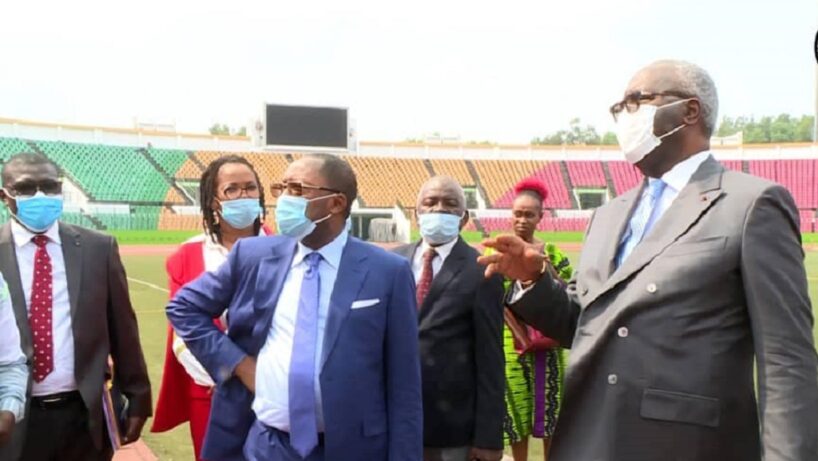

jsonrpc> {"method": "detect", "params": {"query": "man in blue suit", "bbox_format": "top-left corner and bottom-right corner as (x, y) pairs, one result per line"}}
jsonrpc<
(167, 154), (423, 461)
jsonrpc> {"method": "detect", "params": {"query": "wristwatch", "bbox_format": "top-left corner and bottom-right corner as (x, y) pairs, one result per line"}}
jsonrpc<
(520, 257), (548, 288)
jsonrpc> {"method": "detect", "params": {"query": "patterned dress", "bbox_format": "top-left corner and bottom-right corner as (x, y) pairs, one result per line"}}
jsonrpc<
(500, 242), (572, 445)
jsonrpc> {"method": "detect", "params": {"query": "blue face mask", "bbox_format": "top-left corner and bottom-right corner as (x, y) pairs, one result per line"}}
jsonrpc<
(219, 198), (261, 230)
(10, 191), (64, 233)
(275, 194), (334, 240)
(418, 212), (462, 245)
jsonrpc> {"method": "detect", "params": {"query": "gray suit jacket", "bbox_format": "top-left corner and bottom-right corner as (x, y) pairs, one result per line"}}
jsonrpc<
(512, 156), (818, 461)
(0, 222), (151, 460)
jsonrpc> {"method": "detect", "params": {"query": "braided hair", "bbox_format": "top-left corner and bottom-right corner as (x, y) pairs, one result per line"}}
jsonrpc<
(199, 155), (266, 244)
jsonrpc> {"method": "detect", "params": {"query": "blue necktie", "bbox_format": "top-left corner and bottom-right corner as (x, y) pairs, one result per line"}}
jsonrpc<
(289, 252), (322, 457)
(616, 179), (667, 268)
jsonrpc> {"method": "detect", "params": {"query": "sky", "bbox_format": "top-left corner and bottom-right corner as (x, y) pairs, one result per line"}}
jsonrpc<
(0, 0), (815, 143)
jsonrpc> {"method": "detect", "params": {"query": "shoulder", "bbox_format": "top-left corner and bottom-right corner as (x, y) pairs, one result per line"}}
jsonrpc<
(62, 223), (113, 246)
(455, 237), (480, 258)
(721, 169), (780, 198)
(350, 238), (411, 271)
(230, 235), (296, 267)
(168, 239), (205, 264)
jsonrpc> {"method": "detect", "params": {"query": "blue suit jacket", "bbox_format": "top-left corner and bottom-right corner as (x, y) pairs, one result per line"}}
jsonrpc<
(167, 235), (423, 461)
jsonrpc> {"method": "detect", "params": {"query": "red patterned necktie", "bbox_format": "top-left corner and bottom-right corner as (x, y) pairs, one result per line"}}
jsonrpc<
(29, 235), (54, 383)
(415, 248), (437, 308)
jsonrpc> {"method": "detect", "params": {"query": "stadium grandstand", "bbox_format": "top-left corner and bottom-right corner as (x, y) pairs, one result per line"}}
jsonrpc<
(0, 117), (816, 240)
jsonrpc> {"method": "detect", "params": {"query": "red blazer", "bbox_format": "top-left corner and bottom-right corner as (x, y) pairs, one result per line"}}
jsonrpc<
(151, 227), (272, 433)
(151, 239), (208, 433)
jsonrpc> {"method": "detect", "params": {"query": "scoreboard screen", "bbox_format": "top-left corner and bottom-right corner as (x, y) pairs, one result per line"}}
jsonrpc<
(264, 104), (348, 149)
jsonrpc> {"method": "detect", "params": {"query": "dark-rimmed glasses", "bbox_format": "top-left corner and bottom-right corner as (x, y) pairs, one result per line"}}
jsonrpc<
(221, 183), (260, 200)
(609, 90), (693, 121)
(270, 181), (341, 198)
(5, 179), (63, 197)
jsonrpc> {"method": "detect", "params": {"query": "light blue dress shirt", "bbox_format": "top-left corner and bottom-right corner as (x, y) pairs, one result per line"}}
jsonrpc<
(0, 273), (28, 421)
(616, 151), (712, 267)
(252, 230), (349, 432)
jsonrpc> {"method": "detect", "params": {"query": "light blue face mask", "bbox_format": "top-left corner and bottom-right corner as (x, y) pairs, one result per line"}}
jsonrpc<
(9, 191), (64, 233)
(219, 198), (261, 230)
(418, 212), (462, 245)
(275, 194), (335, 240)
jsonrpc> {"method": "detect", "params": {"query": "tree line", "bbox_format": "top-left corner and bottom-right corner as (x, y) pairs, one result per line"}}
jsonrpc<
(530, 114), (816, 146)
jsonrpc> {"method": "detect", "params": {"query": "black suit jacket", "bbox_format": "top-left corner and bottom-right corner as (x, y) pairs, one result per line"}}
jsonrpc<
(394, 237), (505, 450)
(0, 222), (151, 460)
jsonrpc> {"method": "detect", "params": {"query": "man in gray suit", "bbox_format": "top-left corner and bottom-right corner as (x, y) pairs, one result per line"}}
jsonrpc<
(479, 60), (818, 460)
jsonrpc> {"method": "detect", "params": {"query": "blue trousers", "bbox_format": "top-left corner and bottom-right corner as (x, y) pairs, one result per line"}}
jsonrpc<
(243, 420), (325, 461)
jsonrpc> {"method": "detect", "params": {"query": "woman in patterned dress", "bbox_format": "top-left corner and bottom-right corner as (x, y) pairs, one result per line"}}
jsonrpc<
(499, 178), (571, 460)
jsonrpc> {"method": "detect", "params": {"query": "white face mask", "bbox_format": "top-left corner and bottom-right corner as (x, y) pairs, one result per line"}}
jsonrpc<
(615, 98), (692, 164)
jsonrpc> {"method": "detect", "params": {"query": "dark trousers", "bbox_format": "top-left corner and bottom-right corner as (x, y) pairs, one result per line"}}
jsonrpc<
(19, 393), (112, 461)
(243, 420), (325, 461)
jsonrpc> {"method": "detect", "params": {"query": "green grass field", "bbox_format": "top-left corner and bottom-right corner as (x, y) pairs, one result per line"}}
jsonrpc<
(122, 244), (818, 460)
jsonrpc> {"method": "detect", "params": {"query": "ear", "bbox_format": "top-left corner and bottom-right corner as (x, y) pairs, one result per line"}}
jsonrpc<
(459, 211), (470, 230)
(330, 194), (347, 215)
(683, 98), (702, 126)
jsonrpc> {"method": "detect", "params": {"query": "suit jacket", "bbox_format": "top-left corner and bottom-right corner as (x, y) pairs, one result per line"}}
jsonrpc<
(512, 156), (818, 461)
(394, 238), (505, 450)
(167, 234), (423, 461)
(0, 222), (152, 460)
(151, 239), (209, 434)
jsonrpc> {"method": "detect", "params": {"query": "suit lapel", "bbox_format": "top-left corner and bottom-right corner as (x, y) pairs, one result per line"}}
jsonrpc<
(422, 238), (468, 310)
(59, 224), (82, 320)
(0, 224), (30, 358)
(599, 185), (644, 282)
(321, 238), (368, 369)
(251, 239), (297, 351)
(586, 156), (724, 307)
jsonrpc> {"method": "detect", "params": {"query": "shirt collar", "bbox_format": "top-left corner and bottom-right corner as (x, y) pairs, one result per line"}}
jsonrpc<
(11, 220), (61, 248)
(421, 236), (458, 260)
(659, 150), (712, 193)
(202, 227), (270, 255)
(293, 230), (349, 270)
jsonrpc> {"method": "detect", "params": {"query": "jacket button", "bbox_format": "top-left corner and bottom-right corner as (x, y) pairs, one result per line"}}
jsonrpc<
(646, 283), (657, 294)
(617, 327), (629, 338)
(607, 374), (618, 385)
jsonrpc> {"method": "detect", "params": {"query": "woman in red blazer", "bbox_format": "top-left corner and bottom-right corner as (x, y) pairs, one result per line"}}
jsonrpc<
(151, 155), (272, 460)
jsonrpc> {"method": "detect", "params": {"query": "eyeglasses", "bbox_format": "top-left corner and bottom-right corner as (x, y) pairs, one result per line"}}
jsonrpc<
(221, 183), (260, 200)
(609, 90), (693, 122)
(6, 179), (63, 197)
(270, 181), (341, 198)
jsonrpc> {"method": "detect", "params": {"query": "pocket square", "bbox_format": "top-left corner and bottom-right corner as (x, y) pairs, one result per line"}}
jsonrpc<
(351, 299), (380, 309)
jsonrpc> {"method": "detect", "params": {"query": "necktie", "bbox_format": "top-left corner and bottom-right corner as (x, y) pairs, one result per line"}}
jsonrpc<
(416, 248), (436, 308)
(30, 235), (54, 383)
(616, 179), (667, 268)
(289, 252), (322, 458)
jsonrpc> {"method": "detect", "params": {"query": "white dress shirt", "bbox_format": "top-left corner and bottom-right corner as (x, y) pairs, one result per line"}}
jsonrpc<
(411, 237), (458, 283)
(11, 221), (76, 397)
(253, 230), (349, 432)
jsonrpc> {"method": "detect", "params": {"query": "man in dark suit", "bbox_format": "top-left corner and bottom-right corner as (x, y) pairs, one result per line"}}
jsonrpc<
(394, 176), (504, 461)
(480, 60), (818, 460)
(167, 154), (422, 461)
(0, 152), (152, 461)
